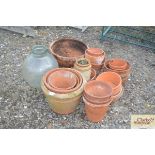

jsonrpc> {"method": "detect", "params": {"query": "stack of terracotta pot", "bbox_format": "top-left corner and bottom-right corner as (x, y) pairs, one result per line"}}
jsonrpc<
(104, 58), (131, 84)
(85, 48), (105, 74)
(83, 80), (113, 123)
(96, 71), (123, 102)
(41, 68), (86, 114)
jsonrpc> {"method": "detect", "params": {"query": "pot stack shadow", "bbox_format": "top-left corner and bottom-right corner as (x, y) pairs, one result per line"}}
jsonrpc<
(83, 80), (113, 122)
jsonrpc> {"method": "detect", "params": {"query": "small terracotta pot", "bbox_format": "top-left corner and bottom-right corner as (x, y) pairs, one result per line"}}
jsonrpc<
(43, 68), (83, 94)
(108, 59), (127, 70)
(85, 48), (105, 64)
(96, 71), (122, 96)
(74, 58), (91, 81)
(85, 48), (105, 72)
(84, 80), (112, 103)
(104, 60), (131, 84)
(83, 97), (112, 123)
(49, 38), (88, 67)
(90, 68), (96, 81)
(112, 87), (124, 103)
(47, 69), (77, 90)
(41, 78), (85, 115)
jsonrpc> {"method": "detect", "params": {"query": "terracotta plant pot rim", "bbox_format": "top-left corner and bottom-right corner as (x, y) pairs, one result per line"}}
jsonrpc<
(96, 71), (122, 91)
(48, 70), (78, 90)
(83, 97), (112, 107)
(49, 38), (88, 59)
(83, 92), (112, 104)
(41, 79), (85, 99)
(108, 58), (127, 70)
(75, 57), (91, 67)
(112, 86), (124, 98)
(85, 48), (105, 56)
(43, 68), (83, 94)
(104, 60), (131, 73)
(84, 80), (113, 99)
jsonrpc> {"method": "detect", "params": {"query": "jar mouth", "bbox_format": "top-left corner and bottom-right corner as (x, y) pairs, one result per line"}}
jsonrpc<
(32, 45), (47, 56)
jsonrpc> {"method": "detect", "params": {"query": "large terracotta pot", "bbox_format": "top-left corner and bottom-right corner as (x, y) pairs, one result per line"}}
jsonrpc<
(85, 48), (106, 72)
(96, 71), (122, 96)
(74, 58), (91, 81)
(49, 38), (88, 67)
(83, 97), (112, 123)
(41, 79), (85, 115)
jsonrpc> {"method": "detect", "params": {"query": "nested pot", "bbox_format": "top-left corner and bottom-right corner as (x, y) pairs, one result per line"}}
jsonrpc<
(41, 78), (85, 115)
(83, 97), (112, 123)
(43, 68), (83, 94)
(49, 38), (88, 67)
(85, 48), (106, 72)
(74, 58), (91, 81)
(83, 80), (112, 104)
(104, 60), (131, 84)
(96, 71), (122, 96)
(108, 58), (127, 70)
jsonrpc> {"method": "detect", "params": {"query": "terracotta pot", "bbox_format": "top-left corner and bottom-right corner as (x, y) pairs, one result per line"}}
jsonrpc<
(112, 87), (124, 103)
(74, 58), (91, 81)
(84, 80), (112, 103)
(83, 97), (112, 123)
(85, 48), (105, 72)
(90, 68), (96, 80)
(85, 48), (105, 64)
(47, 69), (77, 90)
(49, 38), (88, 67)
(96, 71), (122, 96)
(108, 59), (127, 70)
(104, 60), (131, 84)
(41, 79), (85, 115)
(43, 68), (84, 94)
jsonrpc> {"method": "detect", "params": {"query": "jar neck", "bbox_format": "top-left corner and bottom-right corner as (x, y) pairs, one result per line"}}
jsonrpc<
(31, 45), (48, 57)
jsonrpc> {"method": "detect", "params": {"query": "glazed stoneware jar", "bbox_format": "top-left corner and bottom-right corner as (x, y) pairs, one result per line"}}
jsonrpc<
(74, 58), (91, 81)
(41, 68), (86, 114)
(22, 45), (58, 89)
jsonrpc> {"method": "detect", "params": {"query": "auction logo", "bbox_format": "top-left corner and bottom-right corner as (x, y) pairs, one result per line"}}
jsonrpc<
(131, 115), (155, 129)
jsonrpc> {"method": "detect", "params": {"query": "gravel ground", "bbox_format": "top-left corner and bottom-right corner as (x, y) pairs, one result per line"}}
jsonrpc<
(0, 26), (155, 129)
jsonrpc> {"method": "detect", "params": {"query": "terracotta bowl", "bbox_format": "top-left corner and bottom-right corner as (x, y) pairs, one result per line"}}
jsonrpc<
(43, 68), (83, 94)
(96, 71), (122, 96)
(49, 38), (88, 67)
(47, 70), (77, 90)
(90, 68), (97, 80)
(84, 80), (112, 103)
(108, 59), (127, 70)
